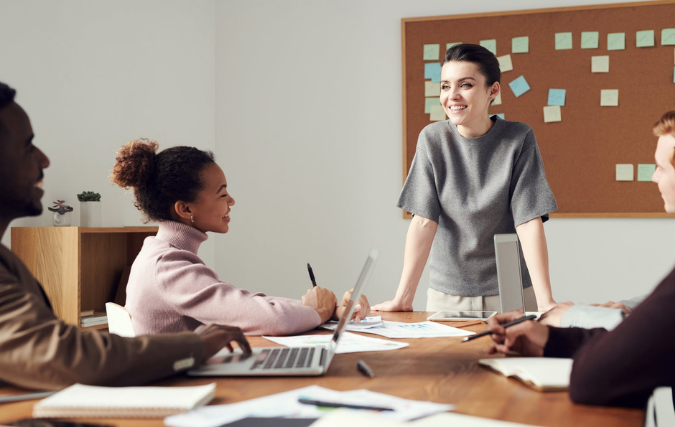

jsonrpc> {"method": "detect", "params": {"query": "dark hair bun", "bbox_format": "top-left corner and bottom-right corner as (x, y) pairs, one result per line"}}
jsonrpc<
(110, 138), (159, 189)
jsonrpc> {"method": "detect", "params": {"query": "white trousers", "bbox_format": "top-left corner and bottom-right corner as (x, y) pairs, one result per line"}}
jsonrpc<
(426, 286), (538, 312)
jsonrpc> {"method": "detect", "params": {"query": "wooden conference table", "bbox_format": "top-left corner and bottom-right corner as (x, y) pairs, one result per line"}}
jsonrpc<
(0, 312), (645, 427)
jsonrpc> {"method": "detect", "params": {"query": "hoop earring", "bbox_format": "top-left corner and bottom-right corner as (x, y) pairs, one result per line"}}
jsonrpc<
(190, 215), (194, 223)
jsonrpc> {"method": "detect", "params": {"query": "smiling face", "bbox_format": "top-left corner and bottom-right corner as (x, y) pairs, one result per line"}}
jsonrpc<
(177, 163), (235, 234)
(652, 133), (675, 214)
(440, 61), (500, 137)
(0, 102), (50, 224)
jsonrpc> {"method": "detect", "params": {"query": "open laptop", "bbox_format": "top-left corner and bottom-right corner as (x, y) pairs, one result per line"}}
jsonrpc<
(188, 249), (378, 377)
(494, 234), (526, 313)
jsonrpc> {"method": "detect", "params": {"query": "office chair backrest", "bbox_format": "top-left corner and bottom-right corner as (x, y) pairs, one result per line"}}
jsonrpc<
(105, 302), (136, 337)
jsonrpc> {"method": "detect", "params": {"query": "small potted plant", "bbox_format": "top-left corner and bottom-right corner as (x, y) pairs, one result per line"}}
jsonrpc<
(48, 200), (73, 227)
(77, 191), (102, 227)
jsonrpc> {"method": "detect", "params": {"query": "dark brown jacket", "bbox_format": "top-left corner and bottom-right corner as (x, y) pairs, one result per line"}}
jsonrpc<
(0, 244), (205, 390)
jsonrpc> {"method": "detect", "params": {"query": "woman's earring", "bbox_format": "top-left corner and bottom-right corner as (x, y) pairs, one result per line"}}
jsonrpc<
(191, 215), (194, 223)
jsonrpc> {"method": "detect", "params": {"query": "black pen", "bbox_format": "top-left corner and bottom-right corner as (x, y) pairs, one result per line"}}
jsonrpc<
(462, 314), (537, 342)
(357, 359), (375, 378)
(298, 397), (392, 411)
(307, 263), (317, 287)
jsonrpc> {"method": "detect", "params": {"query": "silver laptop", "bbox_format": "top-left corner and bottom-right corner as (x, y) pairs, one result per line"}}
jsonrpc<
(188, 249), (378, 377)
(494, 234), (525, 313)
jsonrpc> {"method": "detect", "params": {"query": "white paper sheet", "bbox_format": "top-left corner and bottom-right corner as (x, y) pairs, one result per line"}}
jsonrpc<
(263, 331), (408, 354)
(350, 320), (474, 339)
(321, 316), (383, 332)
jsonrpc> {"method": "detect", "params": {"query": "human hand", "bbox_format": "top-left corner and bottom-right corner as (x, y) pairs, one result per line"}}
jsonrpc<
(538, 301), (574, 327)
(486, 311), (549, 356)
(195, 324), (251, 359)
(590, 301), (632, 314)
(333, 288), (371, 322)
(371, 299), (413, 312)
(301, 286), (338, 323)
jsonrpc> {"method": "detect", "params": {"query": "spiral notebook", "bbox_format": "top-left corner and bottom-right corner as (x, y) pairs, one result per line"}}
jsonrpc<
(32, 383), (215, 418)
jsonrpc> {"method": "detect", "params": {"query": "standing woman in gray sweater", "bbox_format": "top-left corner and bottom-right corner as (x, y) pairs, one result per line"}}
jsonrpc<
(373, 44), (558, 313)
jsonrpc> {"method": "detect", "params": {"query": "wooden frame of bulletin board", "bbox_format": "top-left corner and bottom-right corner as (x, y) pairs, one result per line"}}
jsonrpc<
(401, 1), (675, 219)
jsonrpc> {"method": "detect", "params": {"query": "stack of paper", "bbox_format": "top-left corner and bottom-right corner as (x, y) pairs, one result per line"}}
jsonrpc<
(80, 312), (108, 327)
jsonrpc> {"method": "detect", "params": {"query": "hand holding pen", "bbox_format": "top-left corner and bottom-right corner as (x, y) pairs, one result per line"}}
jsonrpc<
(485, 312), (550, 357)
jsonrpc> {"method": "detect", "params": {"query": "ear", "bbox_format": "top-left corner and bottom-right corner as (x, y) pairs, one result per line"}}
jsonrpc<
(173, 201), (193, 220)
(489, 82), (500, 100)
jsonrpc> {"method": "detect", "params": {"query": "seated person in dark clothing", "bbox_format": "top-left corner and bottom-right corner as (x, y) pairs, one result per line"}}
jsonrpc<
(487, 110), (675, 408)
(0, 81), (251, 390)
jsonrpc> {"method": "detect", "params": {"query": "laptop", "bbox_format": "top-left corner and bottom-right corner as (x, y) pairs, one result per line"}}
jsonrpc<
(494, 234), (526, 313)
(188, 249), (378, 377)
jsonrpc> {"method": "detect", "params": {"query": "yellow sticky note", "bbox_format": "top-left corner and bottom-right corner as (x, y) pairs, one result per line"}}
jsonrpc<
(423, 44), (440, 60)
(430, 105), (446, 121)
(616, 164), (634, 181)
(425, 82), (440, 97)
(543, 106), (561, 123)
(600, 89), (619, 106)
(636, 30), (655, 48)
(492, 92), (502, 106)
(497, 54), (513, 72)
(591, 56), (609, 73)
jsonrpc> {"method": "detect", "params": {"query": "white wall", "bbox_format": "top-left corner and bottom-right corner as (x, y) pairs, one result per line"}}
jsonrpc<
(214, 0), (675, 310)
(1, 0), (217, 266)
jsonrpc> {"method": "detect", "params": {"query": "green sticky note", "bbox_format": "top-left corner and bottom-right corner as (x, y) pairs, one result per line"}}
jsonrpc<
(446, 42), (462, 51)
(512, 36), (529, 53)
(555, 32), (572, 50)
(608, 33), (625, 51)
(423, 44), (440, 60)
(480, 39), (497, 55)
(636, 30), (655, 48)
(662, 29), (675, 46)
(581, 32), (599, 49)
(425, 97), (439, 114)
(429, 105), (446, 121)
(638, 164), (656, 181)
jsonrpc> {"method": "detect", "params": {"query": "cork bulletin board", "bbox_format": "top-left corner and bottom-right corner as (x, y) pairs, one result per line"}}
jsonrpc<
(402, 1), (675, 218)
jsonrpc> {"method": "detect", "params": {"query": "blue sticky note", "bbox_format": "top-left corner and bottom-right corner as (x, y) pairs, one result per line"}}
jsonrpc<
(548, 89), (566, 106)
(495, 113), (505, 120)
(424, 63), (442, 82)
(509, 75), (531, 98)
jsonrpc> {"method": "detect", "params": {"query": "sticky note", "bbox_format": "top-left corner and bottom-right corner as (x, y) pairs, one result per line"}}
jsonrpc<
(480, 39), (497, 55)
(494, 113), (505, 120)
(616, 164), (634, 181)
(425, 82), (440, 97)
(638, 164), (656, 181)
(600, 89), (619, 106)
(662, 29), (675, 46)
(424, 63), (442, 82)
(607, 33), (625, 51)
(543, 106), (562, 123)
(591, 56), (609, 73)
(423, 44), (440, 60)
(636, 30), (655, 48)
(446, 42), (462, 51)
(492, 92), (502, 106)
(425, 97), (439, 114)
(512, 37), (529, 53)
(430, 105), (446, 121)
(581, 32), (599, 49)
(497, 54), (513, 72)
(509, 75), (530, 98)
(673, 67), (675, 83)
(547, 89), (566, 106)
(555, 32), (573, 50)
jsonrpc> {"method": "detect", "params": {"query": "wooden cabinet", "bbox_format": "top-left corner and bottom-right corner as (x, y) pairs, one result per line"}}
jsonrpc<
(11, 227), (157, 331)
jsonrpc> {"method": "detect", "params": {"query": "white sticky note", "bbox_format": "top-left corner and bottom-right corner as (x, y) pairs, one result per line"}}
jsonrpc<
(543, 106), (562, 123)
(480, 39), (497, 55)
(425, 82), (440, 97)
(600, 89), (619, 106)
(430, 105), (446, 121)
(592, 56), (609, 73)
(616, 164), (634, 181)
(492, 92), (502, 106)
(497, 54), (513, 72)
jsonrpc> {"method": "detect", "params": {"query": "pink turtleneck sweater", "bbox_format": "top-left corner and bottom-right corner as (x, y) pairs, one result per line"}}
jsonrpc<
(125, 221), (321, 336)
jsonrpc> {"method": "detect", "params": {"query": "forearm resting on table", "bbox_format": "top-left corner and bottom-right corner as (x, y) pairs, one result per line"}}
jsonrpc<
(515, 217), (555, 311)
(394, 215), (437, 306)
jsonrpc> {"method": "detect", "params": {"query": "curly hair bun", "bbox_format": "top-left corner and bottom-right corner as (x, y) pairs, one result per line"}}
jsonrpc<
(110, 138), (159, 189)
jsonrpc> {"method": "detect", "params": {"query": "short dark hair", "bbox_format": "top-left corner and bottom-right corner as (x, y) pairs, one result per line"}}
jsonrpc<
(442, 43), (501, 86)
(0, 82), (17, 137)
(109, 139), (216, 222)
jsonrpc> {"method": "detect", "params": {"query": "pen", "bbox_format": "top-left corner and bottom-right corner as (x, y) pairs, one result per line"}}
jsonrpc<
(298, 397), (392, 412)
(462, 314), (537, 342)
(357, 359), (375, 378)
(307, 263), (317, 288)
(0, 390), (55, 404)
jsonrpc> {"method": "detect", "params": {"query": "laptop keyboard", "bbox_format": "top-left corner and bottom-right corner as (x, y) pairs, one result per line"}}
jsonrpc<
(251, 347), (317, 370)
